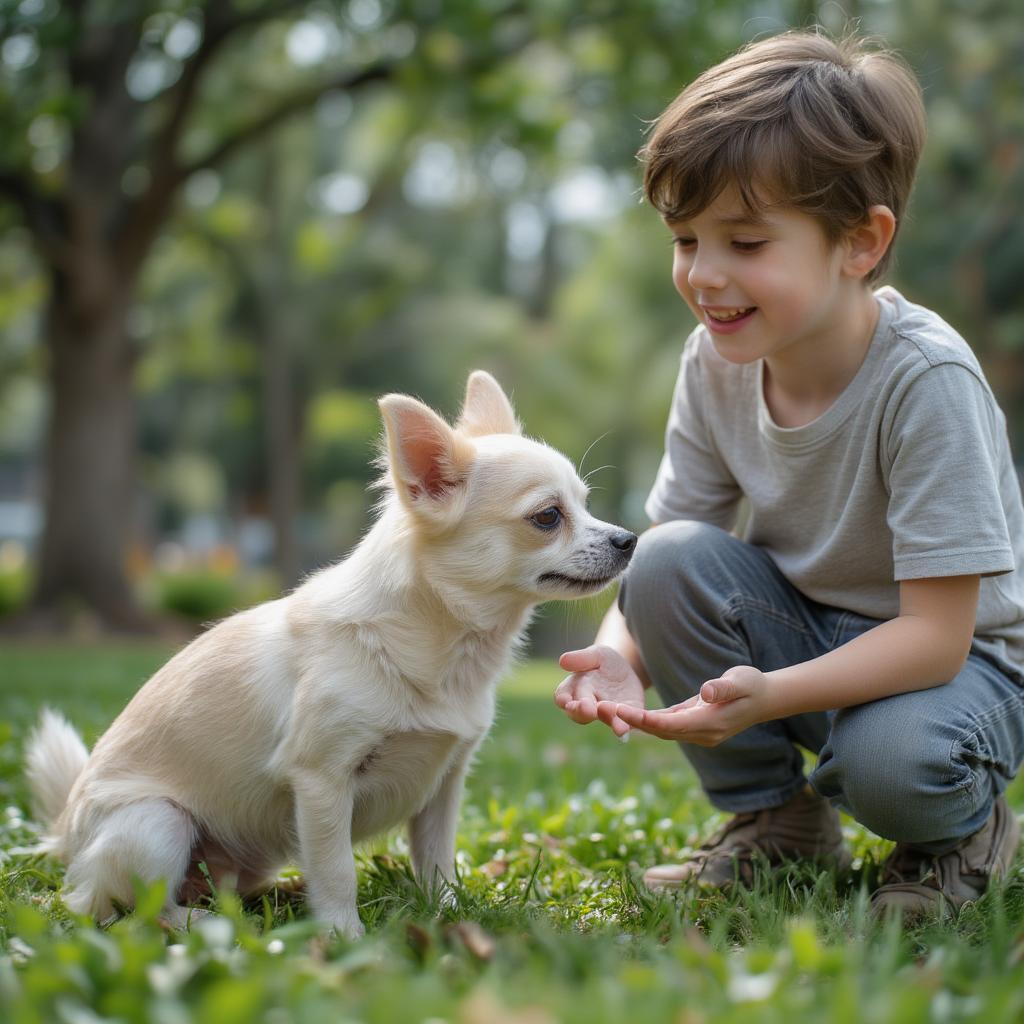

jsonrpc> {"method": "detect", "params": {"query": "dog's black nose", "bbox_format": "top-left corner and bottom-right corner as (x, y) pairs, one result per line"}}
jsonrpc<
(610, 530), (637, 553)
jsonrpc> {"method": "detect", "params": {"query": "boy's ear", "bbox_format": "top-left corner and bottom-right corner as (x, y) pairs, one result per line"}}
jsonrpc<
(378, 394), (475, 505)
(455, 370), (521, 437)
(843, 205), (897, 280)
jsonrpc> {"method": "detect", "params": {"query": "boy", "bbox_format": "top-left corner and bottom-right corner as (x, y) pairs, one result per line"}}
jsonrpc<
(555, 30), (1024, 920)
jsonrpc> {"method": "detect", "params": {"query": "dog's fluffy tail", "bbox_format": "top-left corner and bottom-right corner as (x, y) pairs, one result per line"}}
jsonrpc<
(25, 708), (89, 829)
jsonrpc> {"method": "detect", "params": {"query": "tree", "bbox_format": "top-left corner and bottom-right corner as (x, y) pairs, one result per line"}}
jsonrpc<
(0, 0), (763, 629)
(0, 1), (397, 626)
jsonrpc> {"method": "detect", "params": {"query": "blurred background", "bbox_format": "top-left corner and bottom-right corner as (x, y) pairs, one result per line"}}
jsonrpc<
(0, 0), (1021, 652)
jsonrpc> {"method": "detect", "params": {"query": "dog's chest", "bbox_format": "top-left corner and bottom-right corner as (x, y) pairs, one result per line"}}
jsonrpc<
(350, 729), (463, 840)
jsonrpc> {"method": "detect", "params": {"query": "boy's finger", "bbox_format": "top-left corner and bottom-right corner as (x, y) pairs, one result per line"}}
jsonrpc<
(553, 679), (577, 707)
(562, 697), (598, 724)
(613, 702), (646, 725)
(596, 701), (632, 739)
(664, 695), (701, 712)
(558, 647), (601, 672)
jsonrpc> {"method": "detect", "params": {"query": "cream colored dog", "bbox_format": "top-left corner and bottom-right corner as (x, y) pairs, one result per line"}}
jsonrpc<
(25, 371), (636, 936)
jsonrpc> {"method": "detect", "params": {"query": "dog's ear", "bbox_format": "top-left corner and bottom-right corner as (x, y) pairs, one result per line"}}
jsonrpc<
(378, 394), (475, 507)
(455, 370), (521, 437)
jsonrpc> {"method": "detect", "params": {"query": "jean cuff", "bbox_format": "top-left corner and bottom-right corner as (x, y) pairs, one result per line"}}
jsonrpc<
(704, 774), (808, 814)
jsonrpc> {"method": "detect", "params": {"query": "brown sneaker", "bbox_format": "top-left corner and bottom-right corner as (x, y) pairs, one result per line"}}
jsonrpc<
(643, 784), (851, 891)
(870, 794), (1021, 923)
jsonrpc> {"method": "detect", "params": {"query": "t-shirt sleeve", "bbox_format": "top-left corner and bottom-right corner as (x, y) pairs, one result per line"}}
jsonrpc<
(885, 361), (1015, 580)
(644, 331), (742, 529)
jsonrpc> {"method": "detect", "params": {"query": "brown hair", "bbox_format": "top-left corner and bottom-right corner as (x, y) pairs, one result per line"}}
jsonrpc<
(640, 30), (926, 281)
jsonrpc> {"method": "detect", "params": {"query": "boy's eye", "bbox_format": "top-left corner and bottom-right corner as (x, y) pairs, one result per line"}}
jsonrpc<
(530, 507), (562, 530)
(672, 237), (696, 250)
(732, 240), (767, 253)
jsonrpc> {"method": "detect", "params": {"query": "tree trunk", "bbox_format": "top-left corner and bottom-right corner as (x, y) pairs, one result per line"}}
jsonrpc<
(258, 150), (302, 589)
(260, 294), (302, 590)
(28, 267), (150, 632)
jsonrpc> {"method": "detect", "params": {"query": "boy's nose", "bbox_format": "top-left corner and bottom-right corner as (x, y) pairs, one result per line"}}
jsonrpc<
(687, 256), (728, 291)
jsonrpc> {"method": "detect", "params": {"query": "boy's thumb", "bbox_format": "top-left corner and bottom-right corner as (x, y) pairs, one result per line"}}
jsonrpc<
(701, 679), (734, 703)
(559, 647), (600, 672)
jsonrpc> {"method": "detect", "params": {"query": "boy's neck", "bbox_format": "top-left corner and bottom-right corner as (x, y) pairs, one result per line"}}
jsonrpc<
(762, 284), (880, 428)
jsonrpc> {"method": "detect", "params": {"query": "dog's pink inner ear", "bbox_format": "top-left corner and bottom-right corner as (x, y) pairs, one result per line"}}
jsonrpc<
(381, 396), (470, 501)
(403, 430), (459, 499)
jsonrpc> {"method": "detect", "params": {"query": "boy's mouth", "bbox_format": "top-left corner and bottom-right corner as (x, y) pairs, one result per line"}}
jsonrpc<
(703, 306), (757, 333)
(704, 306), (756, 322)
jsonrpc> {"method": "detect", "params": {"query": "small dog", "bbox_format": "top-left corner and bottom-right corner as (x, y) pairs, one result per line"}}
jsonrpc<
(25, 371), (636, 935)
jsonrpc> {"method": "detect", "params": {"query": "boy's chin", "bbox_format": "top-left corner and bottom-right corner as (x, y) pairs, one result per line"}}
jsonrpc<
(709, 338), (764, 365)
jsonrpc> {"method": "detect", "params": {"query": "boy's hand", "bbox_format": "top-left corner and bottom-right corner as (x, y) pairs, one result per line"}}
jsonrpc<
(554, 645), (646, 738)
(605, 665), (768, 747)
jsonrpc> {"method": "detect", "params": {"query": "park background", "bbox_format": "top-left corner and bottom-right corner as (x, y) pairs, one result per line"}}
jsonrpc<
(2, 2), (1024, 1022)
(0, 0), (1021, 647)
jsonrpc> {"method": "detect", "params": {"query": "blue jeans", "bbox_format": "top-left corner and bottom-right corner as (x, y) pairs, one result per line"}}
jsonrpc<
(619, 521), (1024, 853)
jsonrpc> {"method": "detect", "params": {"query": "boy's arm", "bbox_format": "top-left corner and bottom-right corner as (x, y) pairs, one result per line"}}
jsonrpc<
(610, 574), (980, 746)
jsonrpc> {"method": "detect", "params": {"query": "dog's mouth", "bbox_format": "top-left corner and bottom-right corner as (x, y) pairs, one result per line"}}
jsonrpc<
(537, 571), (618, 593)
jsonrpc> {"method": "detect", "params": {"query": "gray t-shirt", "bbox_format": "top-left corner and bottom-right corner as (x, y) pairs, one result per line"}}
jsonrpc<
(646, 286), (1024, 680)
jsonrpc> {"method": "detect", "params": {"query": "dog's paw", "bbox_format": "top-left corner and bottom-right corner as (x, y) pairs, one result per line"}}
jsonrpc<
(316, 902), (365, 940)
(330, 917), (365, 941)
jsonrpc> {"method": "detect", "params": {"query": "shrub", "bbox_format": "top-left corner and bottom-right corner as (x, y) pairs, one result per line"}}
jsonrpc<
(0, 563), (29, 617)
(154, 569), (242, 624)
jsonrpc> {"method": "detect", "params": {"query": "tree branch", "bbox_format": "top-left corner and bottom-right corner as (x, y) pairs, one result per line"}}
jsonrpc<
(148, 0), (309, 184)
(187, 60), (396, 177)
(114, 57), (395, 273)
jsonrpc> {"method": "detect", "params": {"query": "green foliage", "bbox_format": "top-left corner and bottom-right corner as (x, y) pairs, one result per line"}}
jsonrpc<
(3, 647), (1024, 1021)
(152, 569), (242, 623)
(150, 568), (277, 625)
(3, 0), (1021, 618)
(0, 564), (28, 618)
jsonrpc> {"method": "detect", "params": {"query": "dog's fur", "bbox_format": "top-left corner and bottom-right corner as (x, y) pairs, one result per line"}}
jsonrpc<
(25, 371), (635, 935)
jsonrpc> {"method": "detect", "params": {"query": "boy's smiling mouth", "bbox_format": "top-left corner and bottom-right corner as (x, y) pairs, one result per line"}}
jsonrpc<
(704, 306), (756, 322)
(702, 306), (758, 332)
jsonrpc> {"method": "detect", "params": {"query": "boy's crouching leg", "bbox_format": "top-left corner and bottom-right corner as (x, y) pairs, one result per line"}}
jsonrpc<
(811, 663), (1024, 920)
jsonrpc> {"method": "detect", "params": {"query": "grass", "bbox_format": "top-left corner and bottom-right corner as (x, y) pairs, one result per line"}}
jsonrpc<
(3, 642), (1024, 1022)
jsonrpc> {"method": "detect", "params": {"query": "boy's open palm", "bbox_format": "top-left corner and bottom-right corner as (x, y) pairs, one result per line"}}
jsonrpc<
(607, 665), (769, 747)
(555, 645), (646, 738)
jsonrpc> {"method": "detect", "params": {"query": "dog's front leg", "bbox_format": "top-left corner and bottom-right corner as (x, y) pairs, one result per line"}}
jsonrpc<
(408, 744), (475, 902)
(292, 769), (363, 938)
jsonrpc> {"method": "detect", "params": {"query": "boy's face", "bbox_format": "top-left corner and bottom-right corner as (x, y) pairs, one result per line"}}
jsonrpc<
(665, 184), (854, 366)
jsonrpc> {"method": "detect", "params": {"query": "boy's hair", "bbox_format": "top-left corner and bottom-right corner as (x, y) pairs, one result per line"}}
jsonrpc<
(640, 30), (926, 281)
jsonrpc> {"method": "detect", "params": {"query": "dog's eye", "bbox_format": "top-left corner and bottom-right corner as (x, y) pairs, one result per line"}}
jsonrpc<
(530, 507), (562, 530)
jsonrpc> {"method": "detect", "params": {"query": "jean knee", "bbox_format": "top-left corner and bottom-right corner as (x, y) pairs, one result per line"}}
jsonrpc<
(620, 520), (732, 624)
(815, 704), (965, 844)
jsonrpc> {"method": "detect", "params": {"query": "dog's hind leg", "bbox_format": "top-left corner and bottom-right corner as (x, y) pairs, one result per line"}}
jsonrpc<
(63, 799), (196, 924)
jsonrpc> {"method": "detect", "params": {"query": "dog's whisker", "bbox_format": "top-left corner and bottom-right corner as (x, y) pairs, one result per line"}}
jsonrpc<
(578, 431), (612, 480)
(582, 464), (616, 485)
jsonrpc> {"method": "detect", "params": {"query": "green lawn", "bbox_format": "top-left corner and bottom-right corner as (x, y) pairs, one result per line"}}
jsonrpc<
(2, 642), (1024, 1023)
